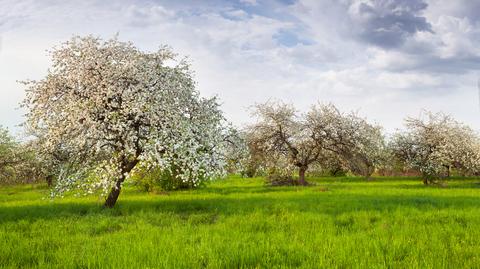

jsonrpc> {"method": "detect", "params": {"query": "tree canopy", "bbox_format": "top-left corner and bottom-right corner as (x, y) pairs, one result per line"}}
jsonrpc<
(390, 111), (480, 184)
(247, 101), (386, 184)
(23, 36), (227, 207)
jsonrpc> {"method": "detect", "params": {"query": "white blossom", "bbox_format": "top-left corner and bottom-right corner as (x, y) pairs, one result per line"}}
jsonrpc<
(247, 101), (386, 183)
(22, 36), (227, 206)
(390, 111), (480, 184)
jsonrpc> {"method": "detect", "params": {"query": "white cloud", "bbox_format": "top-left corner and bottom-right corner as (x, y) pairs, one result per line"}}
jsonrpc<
(240, 0), (258, 6)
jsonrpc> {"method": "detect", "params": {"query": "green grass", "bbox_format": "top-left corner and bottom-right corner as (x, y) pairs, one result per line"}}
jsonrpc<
(1, 176), (480, 268)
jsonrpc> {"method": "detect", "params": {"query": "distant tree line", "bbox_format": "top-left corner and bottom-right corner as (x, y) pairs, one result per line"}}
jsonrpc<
(225, 103), (480, 186)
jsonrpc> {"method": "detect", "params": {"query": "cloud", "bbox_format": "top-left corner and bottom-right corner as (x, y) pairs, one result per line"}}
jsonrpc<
(124, 4), (176, 27)
(240, 0), (258, 6)
(348, 0), (433, 49)
(366, 5), (480, 73)
(425, 0), (480, 24)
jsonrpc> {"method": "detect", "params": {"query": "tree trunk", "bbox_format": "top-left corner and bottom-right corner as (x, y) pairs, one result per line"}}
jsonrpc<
(46, 175), (54, 187)
(298, 166), (307, 185)
(423, 178), (429, 185)
(104, 178), (123, 208)
(104, 159), (139, 208)
(364, 165), (375, 181)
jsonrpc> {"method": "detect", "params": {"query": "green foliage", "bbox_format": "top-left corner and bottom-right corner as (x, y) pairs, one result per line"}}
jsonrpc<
(2, 176), (480, 268)
(308, 162), (348, 177)
(265, 173), (296, 186)
(129, 167), (162, 192)
(308, 168), (348, 177)
(130, 164), (209, 192)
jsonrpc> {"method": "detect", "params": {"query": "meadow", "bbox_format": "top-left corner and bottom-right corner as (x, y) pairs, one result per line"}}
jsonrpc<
(1, 176), (480, 268)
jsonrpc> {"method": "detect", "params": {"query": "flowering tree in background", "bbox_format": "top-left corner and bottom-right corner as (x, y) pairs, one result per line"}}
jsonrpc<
(222, 128), (249, 174)
(307, 104), (386, 179)
(0, 126), (21, 184)
(390, 111), (480, 184)
(0, 127), (49, 185)
(247, 102), (386, 184)
(223, 129), (268, 178)
(23, 36), (226, 207)
(248, 102), (324, 185)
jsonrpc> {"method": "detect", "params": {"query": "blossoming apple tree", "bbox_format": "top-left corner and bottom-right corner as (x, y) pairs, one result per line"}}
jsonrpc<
(23, 36), (227, 207)
(307, 103), (386, 179)
(390, 111), (480, 184)
(248, 101), (386, 183)
(248, 102), (325, 185)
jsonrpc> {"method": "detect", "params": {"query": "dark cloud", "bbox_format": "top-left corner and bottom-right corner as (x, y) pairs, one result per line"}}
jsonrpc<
(381, 53), (480, 74)
(351, 0), (432, 48)
(417, 57), (480, 74)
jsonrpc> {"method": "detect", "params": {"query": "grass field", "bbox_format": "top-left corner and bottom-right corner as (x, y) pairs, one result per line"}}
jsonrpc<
(1, 176), (480, 268)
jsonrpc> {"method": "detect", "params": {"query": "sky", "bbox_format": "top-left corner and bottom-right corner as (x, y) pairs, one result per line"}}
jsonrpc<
(1, 0), (480, 134)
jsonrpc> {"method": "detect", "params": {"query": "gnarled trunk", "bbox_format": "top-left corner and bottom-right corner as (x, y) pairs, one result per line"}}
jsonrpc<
(364, 164), (375, 181)
(104, 176), (124, 208)
(46, 175), (54, 187)
(104, 160), (138, 208)
(298, 166), (308, 185)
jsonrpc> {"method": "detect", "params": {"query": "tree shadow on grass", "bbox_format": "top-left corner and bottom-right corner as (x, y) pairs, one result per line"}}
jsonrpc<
(395, 181), (480, 190)
(1, 190), (480, 224)
(178, 176), (480, 195)
(194, 184), (326, 196)
(308, 176), (424, 183)
(446, 182), (480, 189)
